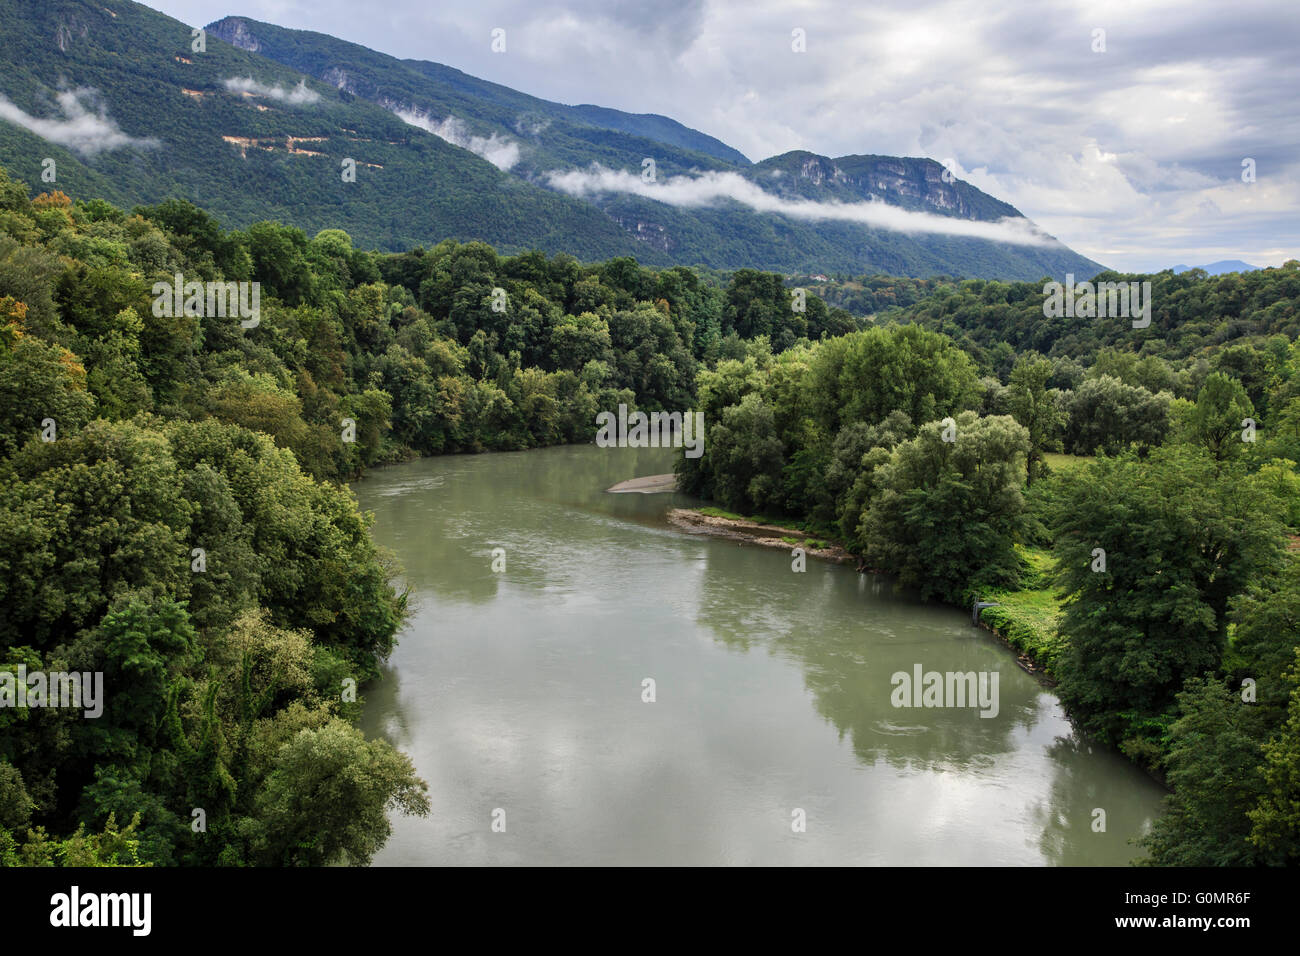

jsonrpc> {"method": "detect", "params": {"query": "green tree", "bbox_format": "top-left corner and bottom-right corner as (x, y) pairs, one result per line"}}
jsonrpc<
(1249, 661), (1300, 862)
(247, 721), (430, 866)
(1050, 448), (1285, 754)
(1140, 678), (1271, 866)
(805, 324), (981, 435)
(1007, 352), (1061, 485)
(859, 411), (1031, 601)
(1062, 375), (1171, 456)
(1182, 371), (1255, 462)
(706, 393), (786, 513)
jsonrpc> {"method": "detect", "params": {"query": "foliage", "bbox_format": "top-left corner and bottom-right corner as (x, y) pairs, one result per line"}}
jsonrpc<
(1048, 448), (1286, 754)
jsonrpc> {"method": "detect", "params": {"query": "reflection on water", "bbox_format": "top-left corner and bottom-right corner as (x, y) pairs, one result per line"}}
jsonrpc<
(353, 444), (1166, 866)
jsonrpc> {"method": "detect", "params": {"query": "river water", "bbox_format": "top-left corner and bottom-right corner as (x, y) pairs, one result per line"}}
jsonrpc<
(354, 444), (1166, 865)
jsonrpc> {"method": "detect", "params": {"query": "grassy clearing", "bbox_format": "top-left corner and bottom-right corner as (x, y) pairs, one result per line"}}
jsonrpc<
(978, 546), (1067, 675)
(1042, 451), (1091, 473)
(696, 506), (746, 520)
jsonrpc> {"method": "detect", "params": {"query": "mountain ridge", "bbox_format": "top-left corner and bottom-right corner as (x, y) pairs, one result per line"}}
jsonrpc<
(1172, 260), (1260, 275)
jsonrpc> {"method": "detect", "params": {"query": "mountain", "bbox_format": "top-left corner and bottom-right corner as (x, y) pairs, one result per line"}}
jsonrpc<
(1172, 260), (1261, 275)
(0, 0), (1105, 279)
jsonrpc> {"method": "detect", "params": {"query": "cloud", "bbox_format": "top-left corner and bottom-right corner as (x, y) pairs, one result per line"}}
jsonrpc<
(513, 114), (552, 138)
(546, 164), (1058, 246)
(394, 110), (521, 171)
(222, 77), (321, 104)
(0, 89), (157, 156)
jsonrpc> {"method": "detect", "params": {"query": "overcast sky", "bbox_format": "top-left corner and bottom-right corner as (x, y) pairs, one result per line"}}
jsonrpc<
(146, 0), (1298, 272)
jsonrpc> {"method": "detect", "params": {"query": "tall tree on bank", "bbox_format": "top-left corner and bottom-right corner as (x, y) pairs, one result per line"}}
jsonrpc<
(1049, 447), (1286, 761)
(1007, 352), (1061, 485)
(858, 411), (1031, 602)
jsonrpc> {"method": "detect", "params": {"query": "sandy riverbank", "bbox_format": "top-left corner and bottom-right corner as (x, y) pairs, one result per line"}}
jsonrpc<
(664, 508), (855, 563)
(606, 473), (679, 493)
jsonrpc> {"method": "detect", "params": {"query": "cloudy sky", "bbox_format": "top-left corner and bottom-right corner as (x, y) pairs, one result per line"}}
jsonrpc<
(148, 0), (1297, 272)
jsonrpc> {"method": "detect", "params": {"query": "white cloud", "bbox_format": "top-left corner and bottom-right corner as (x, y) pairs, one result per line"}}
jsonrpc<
(394, 110), (521, 171)
(222, 77), (321, 104)
(513, 115), (551, 137)
(0, 89), (157, 156)
(546, 164), (1058, 246)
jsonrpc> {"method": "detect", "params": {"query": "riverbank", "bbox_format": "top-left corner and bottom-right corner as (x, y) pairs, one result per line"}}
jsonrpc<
(974, 547), (1067, 681)
(665, 507), (855, 563)
(660, 499), (1171, 794)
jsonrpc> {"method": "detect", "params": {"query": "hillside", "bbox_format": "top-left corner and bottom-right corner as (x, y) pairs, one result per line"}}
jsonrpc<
(0, 0), (658, 261)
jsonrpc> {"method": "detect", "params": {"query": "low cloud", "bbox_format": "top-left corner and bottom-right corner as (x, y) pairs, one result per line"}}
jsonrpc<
(513, 114), (551, 138)
(546, 164), (1057, 246)
(394, 109), (521, 171)
(222, 77), (321, 105)
(0, 89), (157, 156)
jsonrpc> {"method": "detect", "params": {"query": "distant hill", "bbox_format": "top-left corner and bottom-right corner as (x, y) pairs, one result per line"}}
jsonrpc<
(0, 0), (1105, 279)
(1172, 260), (1261, 275)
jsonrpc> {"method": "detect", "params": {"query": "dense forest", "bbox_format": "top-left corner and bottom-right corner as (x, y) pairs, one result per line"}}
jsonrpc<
(2, 156), (1298, 865)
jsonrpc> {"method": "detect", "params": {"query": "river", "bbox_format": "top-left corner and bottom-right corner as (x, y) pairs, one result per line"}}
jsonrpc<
(353, 444), (1167, 865)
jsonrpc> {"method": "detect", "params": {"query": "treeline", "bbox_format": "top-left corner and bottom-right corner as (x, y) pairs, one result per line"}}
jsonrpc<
(880, 267), (1300, 383)
(786, 273), (953, 316)
(677, 313), (1300, 864)
(0, 162), (854, 865)
(0, 170), (860, 485)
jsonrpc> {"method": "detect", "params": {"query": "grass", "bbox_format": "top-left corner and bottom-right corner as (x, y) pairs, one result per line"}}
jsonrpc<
(697, 506), (746, 521)
(1042, 452), (1091, 473)
(977, 546), (1067, 675)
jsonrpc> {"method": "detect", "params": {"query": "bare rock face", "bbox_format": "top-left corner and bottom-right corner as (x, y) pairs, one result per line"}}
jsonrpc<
(54, 17), (89, 53)
(208, 17), (262, 53)
(797, 155), (846, 186)
(611, 216), (674, 253)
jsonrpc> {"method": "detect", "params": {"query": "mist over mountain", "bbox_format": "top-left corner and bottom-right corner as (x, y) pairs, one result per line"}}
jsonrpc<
(0, 0), (1103, 278)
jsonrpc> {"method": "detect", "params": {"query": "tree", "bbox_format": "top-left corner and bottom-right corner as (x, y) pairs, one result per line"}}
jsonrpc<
(1182, 371), (1255, 462)
(1249, 660), (1300, 862)
(1061, 375), (1171, 455)
(1007, 353), (1061, 485)
(805, 324), (981, 435)
(0, 305), (96, 456)
(247, 721), (430, 866)
(859, 411), (1031, 601)
(1049, 447), (1286, 755)
(1140, 678), (1272, 866)
(706, 393), (786, 513)
(0, 420), (192, 649)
